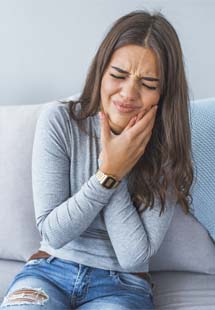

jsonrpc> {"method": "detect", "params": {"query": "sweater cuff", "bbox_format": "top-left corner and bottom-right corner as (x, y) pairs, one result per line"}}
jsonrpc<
(90, 173), (126, 197)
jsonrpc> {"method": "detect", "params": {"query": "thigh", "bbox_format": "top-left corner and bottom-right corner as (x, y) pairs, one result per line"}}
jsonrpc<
(76, 295), (154, 310)
(0, 275), (71, 310)
(76, 270), (154, 310)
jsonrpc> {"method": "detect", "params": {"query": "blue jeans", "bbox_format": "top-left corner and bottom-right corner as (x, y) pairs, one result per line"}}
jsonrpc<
(1, 256), (155, 309)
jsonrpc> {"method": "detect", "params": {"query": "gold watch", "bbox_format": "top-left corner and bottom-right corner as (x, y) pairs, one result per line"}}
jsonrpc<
(95, 169), (120, 189)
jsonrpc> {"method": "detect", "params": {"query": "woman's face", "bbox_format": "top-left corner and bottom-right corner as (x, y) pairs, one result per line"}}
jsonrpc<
(100, 44), (160, 134)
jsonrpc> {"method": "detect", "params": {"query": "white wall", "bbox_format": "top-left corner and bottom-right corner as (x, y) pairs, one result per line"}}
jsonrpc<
(0, 0), (214, 105)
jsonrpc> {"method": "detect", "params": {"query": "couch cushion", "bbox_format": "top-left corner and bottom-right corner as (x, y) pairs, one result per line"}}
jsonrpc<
(149, 204), (215, 274)
(189, 97), (215, 242)
(151, 271), (215, 309)
(0, 259), (24, 303)
(0, 102), (55, 261)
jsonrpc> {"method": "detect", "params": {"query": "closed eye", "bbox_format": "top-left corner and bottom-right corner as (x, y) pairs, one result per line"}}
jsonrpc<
(110, 73), (125, 80)
(109, 74), (157, 90)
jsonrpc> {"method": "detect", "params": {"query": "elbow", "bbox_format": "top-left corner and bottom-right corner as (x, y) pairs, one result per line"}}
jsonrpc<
(119, 259), (143, 270)
(42, 230), (66, 249)
(119, 261), (134, 270)
(38, 223), (65, 250)
(118, 255), (148, 270)
(46, 238), (63, 250)
(118, 247), (153, 270)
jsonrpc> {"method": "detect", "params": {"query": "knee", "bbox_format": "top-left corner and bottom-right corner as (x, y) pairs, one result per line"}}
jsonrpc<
(1, 287), (49, 307)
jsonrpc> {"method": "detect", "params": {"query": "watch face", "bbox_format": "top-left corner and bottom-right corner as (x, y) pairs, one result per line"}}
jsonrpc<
(103, 176), (117, 188)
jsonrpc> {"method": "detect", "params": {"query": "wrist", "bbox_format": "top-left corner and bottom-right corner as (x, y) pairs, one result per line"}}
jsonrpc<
(99, 165), (122, 181)
(96, 168), (121, 189)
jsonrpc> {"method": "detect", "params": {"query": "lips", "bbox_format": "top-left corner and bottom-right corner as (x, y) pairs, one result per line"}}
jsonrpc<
(113, 100), (141, 113)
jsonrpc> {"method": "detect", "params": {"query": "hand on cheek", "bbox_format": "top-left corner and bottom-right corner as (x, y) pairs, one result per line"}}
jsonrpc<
(124, 104), (158, 132)
(124, 111), (146, 131)
(98, 105), (157, 180)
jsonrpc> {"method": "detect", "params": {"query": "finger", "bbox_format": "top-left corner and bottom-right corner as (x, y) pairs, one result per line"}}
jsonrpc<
(144, 130), (153, 146)
(129, 105), (158, 137)
(136, 121), (154, 148)
(142, 131), (153, 152)
(135, 110), (146, 122)
(99, 111), (111, 144)
(124, 115), (137, 131)
(124, 110), (146, 132)
(135, 131), (153, 160)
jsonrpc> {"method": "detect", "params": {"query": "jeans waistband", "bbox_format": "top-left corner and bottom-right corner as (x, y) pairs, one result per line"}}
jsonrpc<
(28, 251), (154, 288)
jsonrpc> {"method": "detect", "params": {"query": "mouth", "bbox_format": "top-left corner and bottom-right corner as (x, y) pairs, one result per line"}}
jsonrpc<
(113, 100), (141, 113)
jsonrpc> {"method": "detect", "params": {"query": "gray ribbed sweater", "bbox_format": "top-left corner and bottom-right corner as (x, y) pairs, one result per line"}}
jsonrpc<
(32, 101), (176, 272)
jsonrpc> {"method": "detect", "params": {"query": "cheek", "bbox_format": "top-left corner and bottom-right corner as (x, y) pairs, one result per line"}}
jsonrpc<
(152, 92), (160, 104)
(101, 78), (118, 100)
(141, 91), (160, 107)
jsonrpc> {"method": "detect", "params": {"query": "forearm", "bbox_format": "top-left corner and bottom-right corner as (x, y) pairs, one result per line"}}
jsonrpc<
(103, 180), (176, 269)
(102, 180), (149, 269)
(35, 174), (123, 249)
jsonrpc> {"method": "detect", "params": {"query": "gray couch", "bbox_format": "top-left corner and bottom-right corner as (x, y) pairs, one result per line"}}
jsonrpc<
(0, 97), (215, 309)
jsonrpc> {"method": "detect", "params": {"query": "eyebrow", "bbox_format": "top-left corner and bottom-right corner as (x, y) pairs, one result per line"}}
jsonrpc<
(111, 65), (159, 81)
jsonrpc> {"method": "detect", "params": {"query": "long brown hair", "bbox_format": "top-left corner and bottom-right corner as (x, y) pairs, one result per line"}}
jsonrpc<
(62, 10), (194, 215)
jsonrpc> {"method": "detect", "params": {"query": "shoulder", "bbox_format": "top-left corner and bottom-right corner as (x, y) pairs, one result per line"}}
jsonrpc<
(36, 99), (99, 141)
(35, 100), (83, 139)
(37, 101), (71, 126)
(33, 101), (75, 159)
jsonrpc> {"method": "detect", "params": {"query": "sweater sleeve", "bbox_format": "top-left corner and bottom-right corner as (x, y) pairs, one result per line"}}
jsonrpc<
(103, 179), (176, 269)
(32, 103), (119, 249)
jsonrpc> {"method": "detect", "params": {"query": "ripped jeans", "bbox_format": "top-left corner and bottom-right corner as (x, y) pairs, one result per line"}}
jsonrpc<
(0, 256), (154, 310)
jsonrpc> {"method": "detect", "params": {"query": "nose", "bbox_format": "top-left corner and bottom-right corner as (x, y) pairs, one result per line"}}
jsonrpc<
(119, 78), (139, 101)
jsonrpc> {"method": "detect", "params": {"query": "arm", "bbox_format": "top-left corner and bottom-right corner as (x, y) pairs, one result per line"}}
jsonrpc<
(32, 103), (119, 250)
(103, 181), (176, 269)
(98, 106), (174, 269)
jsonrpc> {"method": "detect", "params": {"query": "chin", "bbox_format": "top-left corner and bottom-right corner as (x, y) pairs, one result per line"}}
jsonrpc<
(109, 117), (125, 134)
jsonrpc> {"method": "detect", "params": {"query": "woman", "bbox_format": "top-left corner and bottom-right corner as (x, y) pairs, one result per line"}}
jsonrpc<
(1, 10), (193, 310)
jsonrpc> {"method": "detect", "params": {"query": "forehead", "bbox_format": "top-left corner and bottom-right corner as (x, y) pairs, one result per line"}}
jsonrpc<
(108, 44), (159, 77)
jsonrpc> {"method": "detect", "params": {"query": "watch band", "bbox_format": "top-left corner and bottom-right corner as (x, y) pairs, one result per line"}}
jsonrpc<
(96, 169), (120, 189)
